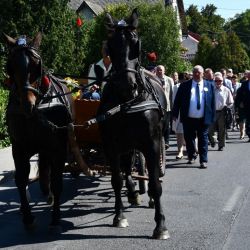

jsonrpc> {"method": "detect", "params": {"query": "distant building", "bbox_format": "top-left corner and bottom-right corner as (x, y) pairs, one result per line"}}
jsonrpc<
(69, 0), (186, 32)
(69, 0), (196, 60)
(181, 31), (201, 60)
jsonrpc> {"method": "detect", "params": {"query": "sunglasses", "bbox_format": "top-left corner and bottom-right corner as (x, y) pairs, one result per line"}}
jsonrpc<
(215, 80), (222, 82)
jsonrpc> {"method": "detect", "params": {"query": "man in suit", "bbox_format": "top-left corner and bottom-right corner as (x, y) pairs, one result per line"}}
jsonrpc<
(235, 70), (250, 142)
(172, 65), (216, 168)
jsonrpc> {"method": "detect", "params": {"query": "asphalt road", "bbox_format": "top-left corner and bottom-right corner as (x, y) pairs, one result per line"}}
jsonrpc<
(0, 131), (250, 250)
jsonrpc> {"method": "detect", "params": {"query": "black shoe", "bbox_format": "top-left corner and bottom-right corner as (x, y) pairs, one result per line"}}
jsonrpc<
(218, 147), (224, 151)
(187, 155), (197, 164)
(200, 162), (207, 169)
(211, 142), (216, 148)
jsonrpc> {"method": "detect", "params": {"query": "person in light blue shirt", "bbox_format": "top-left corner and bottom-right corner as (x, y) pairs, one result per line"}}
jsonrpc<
(82, 84), (100, 100)
(221, 68), (233, 93)
(204, 68), (215, 85)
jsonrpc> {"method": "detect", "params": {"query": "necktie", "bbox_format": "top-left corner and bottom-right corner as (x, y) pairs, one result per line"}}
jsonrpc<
(196, 83), (201, 110)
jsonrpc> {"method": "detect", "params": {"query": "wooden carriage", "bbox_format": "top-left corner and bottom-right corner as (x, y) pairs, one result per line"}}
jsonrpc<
(74, 99), (101, 145)
(65, 94), (149, 191)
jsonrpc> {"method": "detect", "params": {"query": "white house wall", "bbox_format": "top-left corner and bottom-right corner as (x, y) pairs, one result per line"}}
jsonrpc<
(181, 35), (199, 60)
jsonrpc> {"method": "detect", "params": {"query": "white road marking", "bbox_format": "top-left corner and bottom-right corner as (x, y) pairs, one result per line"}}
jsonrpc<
(223, 186), (244, 212)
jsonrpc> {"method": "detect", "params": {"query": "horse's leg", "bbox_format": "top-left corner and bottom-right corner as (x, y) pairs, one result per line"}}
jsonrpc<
(144, 141), (169, 240)
(148, 137), (166, 208)
(110, 155), (129, 228)
(122, 152), (140, 205)
(12, 146), (35, 228)
(49, 156), (64, 229)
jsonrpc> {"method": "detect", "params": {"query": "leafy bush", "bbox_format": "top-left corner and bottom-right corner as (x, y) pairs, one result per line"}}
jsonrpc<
(0, 87), (10, 148)
(84, 1), (191, 74)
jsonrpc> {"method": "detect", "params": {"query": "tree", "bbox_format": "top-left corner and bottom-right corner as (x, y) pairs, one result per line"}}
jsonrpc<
(193, 35), (214, 68)
(226, 9), (250, 58)
(214, 32), (250, 72)
(84, 1), (190, 74)
(0, 0), (89, 147)
(0, 0), (90, 77)
(186, 4), (225, 40)
(185, 5), (203, 34)
(186, 4), (250, 70)
(200, 4), (225, 40)
(194, 32), (250, 72)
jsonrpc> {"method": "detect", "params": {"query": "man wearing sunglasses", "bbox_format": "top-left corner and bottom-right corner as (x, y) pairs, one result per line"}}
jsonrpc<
(208, 73), (234, 151)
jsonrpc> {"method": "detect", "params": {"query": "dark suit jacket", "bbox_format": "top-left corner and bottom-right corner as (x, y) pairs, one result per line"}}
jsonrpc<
(172, 79), (216, 125)
(235, 80), (250, 116)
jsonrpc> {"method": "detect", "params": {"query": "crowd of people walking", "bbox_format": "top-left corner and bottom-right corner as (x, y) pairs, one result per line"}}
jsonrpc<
(152, 64), (250, 169)
(82, 44), (249, 169)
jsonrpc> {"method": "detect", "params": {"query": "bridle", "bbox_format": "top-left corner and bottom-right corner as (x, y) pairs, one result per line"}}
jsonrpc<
(107, 27), (144, 96)
(7, 44), (44, 97)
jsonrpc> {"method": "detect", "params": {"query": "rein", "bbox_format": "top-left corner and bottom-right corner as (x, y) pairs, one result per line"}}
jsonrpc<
(40, 74), (111, 101)
(83, 66), (165, 128)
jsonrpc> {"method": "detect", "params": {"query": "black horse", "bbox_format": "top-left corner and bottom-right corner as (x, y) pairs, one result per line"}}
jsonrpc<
(4, 32), (73, 230)
(97, 9), (169, 239)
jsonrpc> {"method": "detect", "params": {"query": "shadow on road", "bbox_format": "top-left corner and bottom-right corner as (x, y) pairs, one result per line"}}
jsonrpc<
(0, 173), (147, 248)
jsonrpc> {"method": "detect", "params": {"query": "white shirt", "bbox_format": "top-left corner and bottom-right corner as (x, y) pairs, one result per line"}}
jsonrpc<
(215, 85), (234, 111)
(188, 80), (205, 118)
(88, 59), (112, 90)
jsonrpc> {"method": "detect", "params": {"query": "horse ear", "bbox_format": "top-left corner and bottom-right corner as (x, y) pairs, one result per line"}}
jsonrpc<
(127, 8), (139, 29)
(2, 33), (16, 47)
(32, 32), (42, 49)
(105, 13), (115, 31)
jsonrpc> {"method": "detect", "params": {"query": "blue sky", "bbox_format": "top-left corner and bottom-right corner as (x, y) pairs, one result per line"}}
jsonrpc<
(184, 0), (249, 20)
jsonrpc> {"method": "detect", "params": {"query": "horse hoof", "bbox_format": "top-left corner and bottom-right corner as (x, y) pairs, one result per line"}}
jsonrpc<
(83, 169), (93, 177)
(113, 217), (129, 228)
(128, 192), (141, 206)
(152, 229), (170, 240)
(49, 224), (62, 234)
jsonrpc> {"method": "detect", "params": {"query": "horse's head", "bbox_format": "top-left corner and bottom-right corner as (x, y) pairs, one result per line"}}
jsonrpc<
(4, 32), (43, 115)
(105, 9), (141, 101)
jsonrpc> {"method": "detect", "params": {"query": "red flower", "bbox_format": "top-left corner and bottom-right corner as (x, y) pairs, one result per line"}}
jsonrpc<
(76, 17), (83, 27)
(147, 52), (157, 62)
(41, 75), (51, 90)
